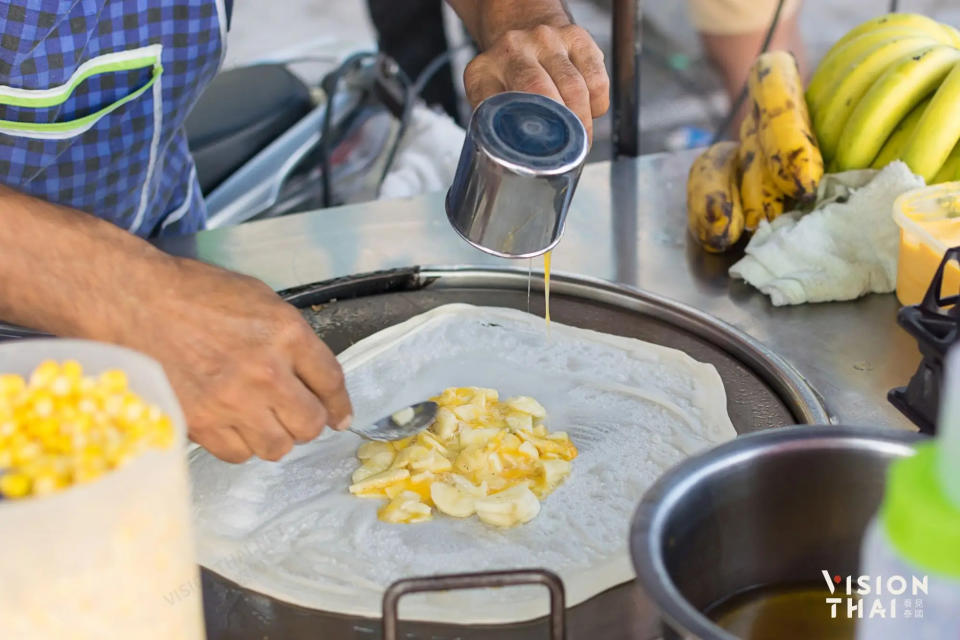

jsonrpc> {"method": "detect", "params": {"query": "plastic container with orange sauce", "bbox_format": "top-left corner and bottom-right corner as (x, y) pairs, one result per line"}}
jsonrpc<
(893, 182), (960, 305)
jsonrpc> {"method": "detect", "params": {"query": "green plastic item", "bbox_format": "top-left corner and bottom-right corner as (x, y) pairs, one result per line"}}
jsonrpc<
(882, 442), (960, 578)
(667, 53), (690, 71)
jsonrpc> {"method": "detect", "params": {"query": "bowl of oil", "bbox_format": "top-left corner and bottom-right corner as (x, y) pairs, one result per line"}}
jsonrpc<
(629, 425), (924, 640)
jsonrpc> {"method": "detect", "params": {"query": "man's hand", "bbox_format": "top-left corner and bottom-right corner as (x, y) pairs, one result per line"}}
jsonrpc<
(448, 0), (609, 142)
(122, 259), (353, 463)
(0, 186), (352, 463)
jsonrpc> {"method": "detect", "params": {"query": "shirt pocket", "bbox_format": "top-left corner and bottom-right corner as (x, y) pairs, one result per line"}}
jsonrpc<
(0, 44), (164, 233)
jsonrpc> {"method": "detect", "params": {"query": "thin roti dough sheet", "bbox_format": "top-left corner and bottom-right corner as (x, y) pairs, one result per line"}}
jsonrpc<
(189, 304), (736, 623)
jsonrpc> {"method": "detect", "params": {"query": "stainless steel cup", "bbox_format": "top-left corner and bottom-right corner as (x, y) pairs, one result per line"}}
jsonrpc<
(629, 425), (924, 640)
(445, 91), (588, 258)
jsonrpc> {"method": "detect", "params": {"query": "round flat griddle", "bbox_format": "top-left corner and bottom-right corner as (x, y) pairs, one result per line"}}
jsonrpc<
(201, 266), (827, 640)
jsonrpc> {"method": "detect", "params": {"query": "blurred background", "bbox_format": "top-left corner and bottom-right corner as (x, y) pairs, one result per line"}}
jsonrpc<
(224, 0), (960, 161)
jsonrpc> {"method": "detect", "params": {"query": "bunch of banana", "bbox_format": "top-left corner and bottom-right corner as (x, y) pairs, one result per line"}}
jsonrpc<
(807, 13), (960, 183)
(687, 50), (818, 252)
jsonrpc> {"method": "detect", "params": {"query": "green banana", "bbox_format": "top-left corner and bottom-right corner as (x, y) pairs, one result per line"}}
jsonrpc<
(901, 62), (960, 182)
(834, 45), (960, 171)
(807, 29), (947, 116)
(932, 142), (960, 183)
(814, 36), (938, 160)
(871, 97), (931, 169)
(828, 13), (960, 52)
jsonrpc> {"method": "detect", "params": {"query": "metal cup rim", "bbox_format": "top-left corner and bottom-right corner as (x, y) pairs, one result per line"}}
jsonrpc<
(629, 424), (926, 639)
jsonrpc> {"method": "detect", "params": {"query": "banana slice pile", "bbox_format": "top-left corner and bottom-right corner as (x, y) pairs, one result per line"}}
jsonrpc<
(348, 387), (577, 527)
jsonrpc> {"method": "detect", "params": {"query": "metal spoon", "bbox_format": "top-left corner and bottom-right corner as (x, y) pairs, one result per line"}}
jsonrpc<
(349, 401), (438, 441)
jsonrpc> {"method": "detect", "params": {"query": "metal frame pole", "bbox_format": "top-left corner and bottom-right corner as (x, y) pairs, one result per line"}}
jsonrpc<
(612, 0), (641, 157)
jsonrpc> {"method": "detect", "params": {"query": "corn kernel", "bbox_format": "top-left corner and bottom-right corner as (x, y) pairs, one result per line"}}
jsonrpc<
(0, 472), (31, 498)
(0, 420), (15, 438)
(31, 392), (54, 418)
(0, 374), (26, 397)
(29, 360), (60, 388)
(98, 370), (128, 394)
(0, 361), (175, 499)
(61, 360), (83, 381)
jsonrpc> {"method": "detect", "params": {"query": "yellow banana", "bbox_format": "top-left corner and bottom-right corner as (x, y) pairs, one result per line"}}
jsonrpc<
(932, 142), (960, 184)
(814, 36), (938, 160)
(943, 23), (960, 47)
(749, 51), (823, 203)
(834, 45), (960, 171)
(871, 97), (931, 169)
(901, 62), (960, 182)
(739, 111), (789, 229)
(828, 13), (960, 52)
(807, 29), (947, 116)
(687, 142), (744, 253)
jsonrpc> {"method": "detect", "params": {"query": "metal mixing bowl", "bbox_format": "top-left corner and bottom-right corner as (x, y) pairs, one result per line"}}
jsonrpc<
(629, 425), (924, 639)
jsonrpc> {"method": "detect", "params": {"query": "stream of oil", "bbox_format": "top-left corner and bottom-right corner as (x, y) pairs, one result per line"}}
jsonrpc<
(543, 251), (552, 327)
(524, 253), (551, 326)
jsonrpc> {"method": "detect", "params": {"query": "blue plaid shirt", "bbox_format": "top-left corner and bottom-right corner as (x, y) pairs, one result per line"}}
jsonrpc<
(0, 0), (226, 236)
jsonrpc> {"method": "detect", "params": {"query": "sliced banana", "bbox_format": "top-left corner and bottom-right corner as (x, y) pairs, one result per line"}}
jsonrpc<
(506, 396), (546, 418)
(391, 436), (414, 451)
(349, 387), (575, 527)
(349, 468), (410, 496)
(350, 449), (396, 483)
(488, 451), (504, 473)
(474, 485), (541, 527)
(391, 407), (415, 426)
(448, 473), (487, 497)
(379, 491), (433, 523)
(501, 432), (522, 449)
(459, 427), (500, 448)
(540, 459), (572, 488)
(517, 441), (539, 459)
(410, 471), (435, 484)
(430, 481), (476, 517)
(416, 431), (450, 456)
(410, 449), (452, 473)
(506, 413), (533, 432)
(454, 445), (488, 475)
(453, 404), (479, 421)
(518, 431), (577, 459)
(391, 444), (430, 469)
(432, 407), (458, 440)
(357, 441), (394, 461)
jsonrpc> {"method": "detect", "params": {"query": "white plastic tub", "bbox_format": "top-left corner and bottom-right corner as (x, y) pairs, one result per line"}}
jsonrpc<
(0, 340), (204, 640)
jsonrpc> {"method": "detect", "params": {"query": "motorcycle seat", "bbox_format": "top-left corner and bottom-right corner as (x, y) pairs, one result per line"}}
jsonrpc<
(186, 64), (313, 194)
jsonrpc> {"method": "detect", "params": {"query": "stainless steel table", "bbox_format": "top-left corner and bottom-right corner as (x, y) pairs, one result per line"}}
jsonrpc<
(158, 149), (919, 430)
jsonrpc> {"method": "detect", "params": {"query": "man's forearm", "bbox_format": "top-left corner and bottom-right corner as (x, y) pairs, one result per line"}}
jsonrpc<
(446, 0), (573, 49)
(0, 186), (175, 341)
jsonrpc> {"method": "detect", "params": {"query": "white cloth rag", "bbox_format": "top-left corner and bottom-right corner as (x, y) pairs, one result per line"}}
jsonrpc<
(729, 162), (926, 306)
(379, 104), (466, 200)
